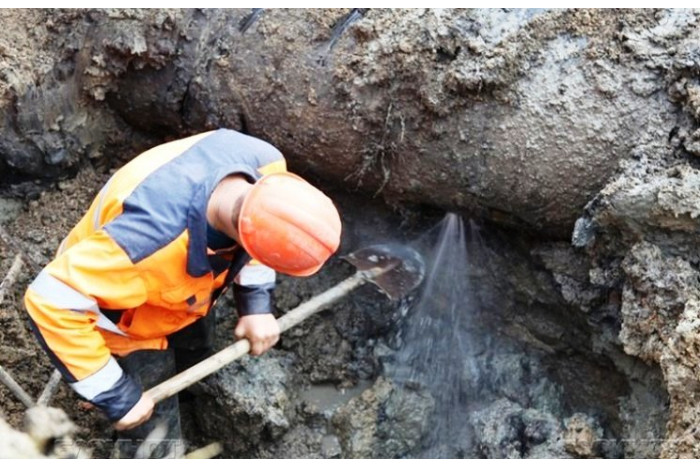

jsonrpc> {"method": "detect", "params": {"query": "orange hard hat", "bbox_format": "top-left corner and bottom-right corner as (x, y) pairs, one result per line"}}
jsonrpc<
(238, 172), (342, 276)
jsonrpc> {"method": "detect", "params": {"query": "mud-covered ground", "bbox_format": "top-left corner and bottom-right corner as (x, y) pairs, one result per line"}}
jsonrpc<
(0, 168), (115, 456)
(0, 163), (670, 458)
(3, 7), (700, 459)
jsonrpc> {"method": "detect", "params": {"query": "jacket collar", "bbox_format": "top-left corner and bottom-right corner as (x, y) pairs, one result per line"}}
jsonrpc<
(186, 167), (258, 277)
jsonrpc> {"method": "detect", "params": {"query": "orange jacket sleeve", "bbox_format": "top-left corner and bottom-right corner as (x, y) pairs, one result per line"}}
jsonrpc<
(24, 230), (147, 420)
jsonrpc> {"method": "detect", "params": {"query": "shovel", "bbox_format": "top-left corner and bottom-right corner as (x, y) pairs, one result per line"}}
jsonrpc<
(144, 244), (425, 404)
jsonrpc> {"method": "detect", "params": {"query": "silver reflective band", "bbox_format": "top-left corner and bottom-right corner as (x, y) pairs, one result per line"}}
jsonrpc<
(94, 312), (128, 337)
(70, 357), (123, 400)
(93, 175), (115, 231)
(57, 238), (67, 255)
(29, 270), (128, 337)
(234, 264), (276, 286)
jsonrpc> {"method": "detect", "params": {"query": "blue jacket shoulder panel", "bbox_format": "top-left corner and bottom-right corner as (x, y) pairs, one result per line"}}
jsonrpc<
(104, 130), (285, 277)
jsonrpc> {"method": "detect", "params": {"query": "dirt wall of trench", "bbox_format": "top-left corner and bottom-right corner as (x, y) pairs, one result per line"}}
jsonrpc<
(1, 8), (700, 458)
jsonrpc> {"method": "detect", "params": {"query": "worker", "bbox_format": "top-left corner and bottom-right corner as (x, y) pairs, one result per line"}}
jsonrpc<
(23, 129), (342, 457)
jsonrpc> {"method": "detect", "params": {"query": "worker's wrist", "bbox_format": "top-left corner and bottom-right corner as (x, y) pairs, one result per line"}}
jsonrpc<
(90, 372), (143, 422)
(233, 283), (274, 317)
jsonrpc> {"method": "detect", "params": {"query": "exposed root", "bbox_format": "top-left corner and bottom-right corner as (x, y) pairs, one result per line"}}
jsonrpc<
(0, 253), (30, 343)
(344, 100), (403, 197)
(0, 254), (23, 306)
(37, 370), (62, 407)
(184, 442), (223, 459)
(0, 363), (35, 408)
(0, 225), (41, 274)
(134, 422), (169, 459)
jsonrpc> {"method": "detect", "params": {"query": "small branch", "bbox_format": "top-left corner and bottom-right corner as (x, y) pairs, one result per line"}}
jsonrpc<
(0, 224), (14, 249)
(0, 363), (36, 408)
(0, 225), (41, 274)
(135, 422), (168, 459)
(0, 254), (23, 306)
(0, 253), (30, 342)
(37, 369), (62, 406)
(184, 442), (222, 459)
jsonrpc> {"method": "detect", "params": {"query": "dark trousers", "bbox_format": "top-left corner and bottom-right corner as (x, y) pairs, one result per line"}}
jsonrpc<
(114, 310), (216, 458)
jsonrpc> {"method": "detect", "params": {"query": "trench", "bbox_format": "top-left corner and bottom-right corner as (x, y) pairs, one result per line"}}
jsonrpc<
(159, 189), (669, 459)
(0, 7), (689, 459)
(0, 175), (670, 458)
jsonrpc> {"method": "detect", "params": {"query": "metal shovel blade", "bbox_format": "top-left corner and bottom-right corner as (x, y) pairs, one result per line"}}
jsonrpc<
(343, 244), (425, 300)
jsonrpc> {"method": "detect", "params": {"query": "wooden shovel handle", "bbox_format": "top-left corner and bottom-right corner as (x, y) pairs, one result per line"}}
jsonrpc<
(145, 268), (383, 404)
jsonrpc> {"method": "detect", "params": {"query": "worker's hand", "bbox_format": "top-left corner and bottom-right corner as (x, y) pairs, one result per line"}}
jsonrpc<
(113, 393), (155, 431)
(234, 314), (280, 356)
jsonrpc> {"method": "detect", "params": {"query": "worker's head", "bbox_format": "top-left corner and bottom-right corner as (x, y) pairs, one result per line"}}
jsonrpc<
(238, 172), (342, 276)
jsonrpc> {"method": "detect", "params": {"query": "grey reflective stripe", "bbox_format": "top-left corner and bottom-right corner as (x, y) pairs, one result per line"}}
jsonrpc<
(29, 270), (128, 337)
(70, 357), (123, 400)
(93, 312), (128, 337)
(57, 238), (68, 255)
(234, 264), (276, 286)
(93, 175), (115, 231)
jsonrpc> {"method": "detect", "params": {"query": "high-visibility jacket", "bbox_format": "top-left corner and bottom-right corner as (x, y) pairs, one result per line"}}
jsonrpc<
(24, 129), (286, 421)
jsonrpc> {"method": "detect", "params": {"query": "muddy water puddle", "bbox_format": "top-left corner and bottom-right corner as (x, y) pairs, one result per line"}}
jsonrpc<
(299, 380), (373, 415)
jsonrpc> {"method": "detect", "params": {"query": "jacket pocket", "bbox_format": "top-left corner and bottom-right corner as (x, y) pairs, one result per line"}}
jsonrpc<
(159, 280), (212, 315)
(119, 304), (200, 339)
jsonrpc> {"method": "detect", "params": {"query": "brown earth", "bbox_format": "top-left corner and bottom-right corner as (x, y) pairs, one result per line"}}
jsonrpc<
(1, 9), (694, 237)
(1, 8), (700, 459)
